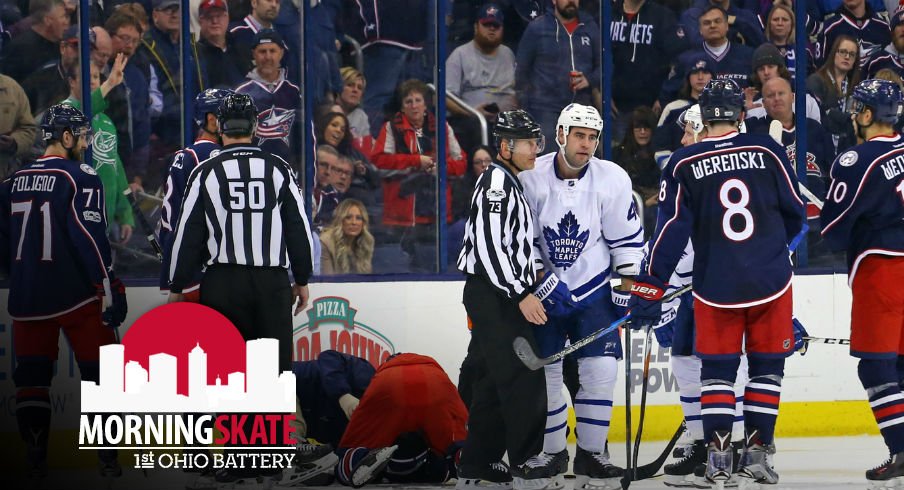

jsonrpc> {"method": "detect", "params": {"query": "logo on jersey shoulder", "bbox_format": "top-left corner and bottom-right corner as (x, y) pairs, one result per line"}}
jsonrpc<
(486, 188), (505, 201)
(543, 211), (589, 270)
(80, 163), (96, 175)
(210, 149), (221, 158)
(839, 151), (858, 167)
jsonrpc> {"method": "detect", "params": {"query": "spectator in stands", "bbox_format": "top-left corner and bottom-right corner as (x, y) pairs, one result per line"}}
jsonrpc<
(1, 0), (69, 83)
(452, 144), (492, 222)
(372, 79), (467, 272)
(20, 24), (85, 115)
(348, 0), (431, 134)
(338, 67), (371, 146)
(762, 3), (814, 80)
(62, 56), (135, 247)
(320, 198), (375, 275)
(445, 3), (517, 147)
(515, 0), (601, 147)
(655, 55), (714, 152)
(745, 43), (822, 121)
(611, 0), (687, 138)
(863, 8), (904, 79)
(235, 28), (299, 165)
(818, 0), (889, 65)
(756, 0), (821, 44)
(105, 10), (153, 191)
(681, 0), (765, 48)
(317, 111), (380, 207)
(315, 144), (342, 227)
(92, 26), (113, 68)
(198, 0), (247, 88)
(0, 74), (36, 178)
(229, 0), (280, 71)
(807, 34), (861, 154)
(614, 107), (659, 234)
(659, 6), (754, 107)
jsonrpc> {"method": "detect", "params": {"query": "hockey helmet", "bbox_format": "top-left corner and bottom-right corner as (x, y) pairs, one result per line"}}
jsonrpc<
(494, 109), (545, 153)
(851, 79), (904, 124)
(194, 88), (235, 128)
(216, 93), (258, 136)
(678, 104), (704, 137)
(556, 103), (602, 148)
(699, 79), (744, 123)
(40, 103), (91, 142)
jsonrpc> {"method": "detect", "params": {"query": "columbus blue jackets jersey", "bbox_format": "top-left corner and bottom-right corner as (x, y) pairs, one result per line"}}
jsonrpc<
(0, 156), (112, 319)
(235, 75), (299, 164)
(159, 139), (221, 290)
(519, 153), (645, 301)
(820, 135), (904, 284)
(648, 131), (805, 307)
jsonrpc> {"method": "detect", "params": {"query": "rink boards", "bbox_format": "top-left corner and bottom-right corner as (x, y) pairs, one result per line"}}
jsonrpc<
(0, 272), (876, 442)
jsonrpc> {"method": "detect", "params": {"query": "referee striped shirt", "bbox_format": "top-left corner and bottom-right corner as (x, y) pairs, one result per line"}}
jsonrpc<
(169, 145), (315, 293)
(457, 163), (538, 300)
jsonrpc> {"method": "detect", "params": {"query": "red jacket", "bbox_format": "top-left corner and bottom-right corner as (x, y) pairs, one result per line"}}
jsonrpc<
(372, 112), (467, 226)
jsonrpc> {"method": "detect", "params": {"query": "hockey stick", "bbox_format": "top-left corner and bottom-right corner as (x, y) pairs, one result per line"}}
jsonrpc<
(621, 325), (633, 490)
(512, 284), (693, 370)
(123, 188), (163, 262)
(802, 335), (850, 345)
(630, 326), (655, 482)
(768, 120), (825, 210)
(633, 421), (686, 480)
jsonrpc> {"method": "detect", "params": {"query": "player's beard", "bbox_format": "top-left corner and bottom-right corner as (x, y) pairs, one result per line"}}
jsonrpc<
(68, 145), (84, 162)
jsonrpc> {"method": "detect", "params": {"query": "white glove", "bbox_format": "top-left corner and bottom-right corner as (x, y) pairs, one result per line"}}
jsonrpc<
(338, 393), (360, 420)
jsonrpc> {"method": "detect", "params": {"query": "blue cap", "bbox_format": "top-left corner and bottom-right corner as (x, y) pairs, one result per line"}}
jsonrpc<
(478, 3), (504, 26)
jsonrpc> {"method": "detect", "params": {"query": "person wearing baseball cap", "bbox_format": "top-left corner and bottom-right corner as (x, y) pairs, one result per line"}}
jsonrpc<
(197, 0), (247, 88)
(654, 55), (715, 154)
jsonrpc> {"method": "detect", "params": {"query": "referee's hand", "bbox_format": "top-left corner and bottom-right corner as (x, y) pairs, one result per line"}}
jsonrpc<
(519, 295), (547, 325)
(293, 284), (309, 316)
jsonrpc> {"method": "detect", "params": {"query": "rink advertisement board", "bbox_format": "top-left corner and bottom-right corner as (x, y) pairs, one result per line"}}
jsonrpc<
(0, 275), (871, 438)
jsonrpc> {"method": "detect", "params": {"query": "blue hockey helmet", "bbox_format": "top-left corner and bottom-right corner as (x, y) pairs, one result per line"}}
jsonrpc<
(699, 79), (745, 124)
(851, 79), (904, 124)
(40, 103), (90, 142)
(194, 88), (235, 128)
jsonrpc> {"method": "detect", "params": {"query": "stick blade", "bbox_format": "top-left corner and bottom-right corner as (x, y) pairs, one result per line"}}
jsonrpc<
(513, 336), (545, 370)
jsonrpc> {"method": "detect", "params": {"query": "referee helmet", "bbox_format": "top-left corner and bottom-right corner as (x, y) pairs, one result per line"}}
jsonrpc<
(217, 93), (258, 137)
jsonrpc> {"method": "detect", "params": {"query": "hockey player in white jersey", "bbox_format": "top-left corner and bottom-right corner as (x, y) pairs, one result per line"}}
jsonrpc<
(519, 104), (645, 490)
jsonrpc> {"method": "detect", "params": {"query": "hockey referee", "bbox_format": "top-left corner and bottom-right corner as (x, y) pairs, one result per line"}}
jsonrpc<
(456, 110), (562, 489)
(168, 92), (314, 372)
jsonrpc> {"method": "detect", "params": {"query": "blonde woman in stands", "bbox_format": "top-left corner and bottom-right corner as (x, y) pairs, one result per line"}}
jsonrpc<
(320, 199), (374, 275)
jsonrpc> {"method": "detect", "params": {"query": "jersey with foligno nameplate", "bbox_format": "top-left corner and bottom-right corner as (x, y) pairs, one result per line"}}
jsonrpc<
(820, 134), (904, 285)
(158, 139), (221, 290)
(648, 131), (805, 308)
(0, 156), (112, 319)
(519, 153), (645, 302)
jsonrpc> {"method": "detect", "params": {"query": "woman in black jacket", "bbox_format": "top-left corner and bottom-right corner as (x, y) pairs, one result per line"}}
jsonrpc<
(806, 34), (861, 154)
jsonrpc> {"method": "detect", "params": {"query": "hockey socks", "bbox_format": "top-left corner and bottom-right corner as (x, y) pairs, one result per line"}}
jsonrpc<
(16, 387), (51, 466)
(743, 358), (784, 446)
(542, 362), (569, 454)
(673, 355), (704, 441)
(700, 358), (740, 443)
(860, 359), (904, 454)
(574, 356), (617, 453)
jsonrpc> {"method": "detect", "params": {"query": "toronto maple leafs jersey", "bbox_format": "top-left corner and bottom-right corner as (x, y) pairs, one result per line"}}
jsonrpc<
(0, 156), (112, 319)
(519, 153), (645, 301)
(159, 138), (221, 290)
(235, 74), (299, 164)
(648, 131), (805, 307)
(820, 135), (904, 285)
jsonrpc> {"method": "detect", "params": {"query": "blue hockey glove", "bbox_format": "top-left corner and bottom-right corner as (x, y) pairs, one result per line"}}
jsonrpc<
(99, 275), (128, 328)
(611, 287), (630, 318)
(792, 317), (809, 355)
(533, 272), (577, 318)
(627, 274), (668, 330)
(652, 297), (680, 348)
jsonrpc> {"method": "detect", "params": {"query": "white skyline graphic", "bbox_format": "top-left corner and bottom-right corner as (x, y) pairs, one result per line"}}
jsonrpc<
(81, 338), (295, 413)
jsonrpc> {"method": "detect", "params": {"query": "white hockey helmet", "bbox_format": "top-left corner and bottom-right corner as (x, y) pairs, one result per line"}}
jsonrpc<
(678, 104), (705, 143)
(556, 103), (603, 147)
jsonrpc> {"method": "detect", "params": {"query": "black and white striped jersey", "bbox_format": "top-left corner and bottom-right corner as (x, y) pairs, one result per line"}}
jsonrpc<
(457, 162), (538, 300)
(169, 144), (314, 292)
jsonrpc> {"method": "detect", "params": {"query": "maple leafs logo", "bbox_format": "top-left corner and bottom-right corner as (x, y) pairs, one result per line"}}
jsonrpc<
(543, 211), (589, 269)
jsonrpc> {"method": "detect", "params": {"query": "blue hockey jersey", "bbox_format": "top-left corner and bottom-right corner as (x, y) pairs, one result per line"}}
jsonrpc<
(0, 156), (112, 320)
(159, 138), (221, 291)
(820, 134), (904, 285)
(235, 71), (300, 165)
(648, 131), (805, 307)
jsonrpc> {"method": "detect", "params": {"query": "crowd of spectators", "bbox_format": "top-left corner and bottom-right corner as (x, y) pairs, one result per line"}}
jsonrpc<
(3, 0), (902, 275)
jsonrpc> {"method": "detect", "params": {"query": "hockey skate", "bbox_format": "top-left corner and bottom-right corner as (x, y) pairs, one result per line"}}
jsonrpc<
(349, 445), (398, 488)
(664, 440), (706, 487)
(867, 451), (904, 488)
(704, 430), (733, 488)
(737, 430), (779, 486)
(674, 427), (697, 459)
(572, 446), (623, 490)
(456, 461), (513, 489)
(273, 440), (339, 488)
(512, 450), (569, 490)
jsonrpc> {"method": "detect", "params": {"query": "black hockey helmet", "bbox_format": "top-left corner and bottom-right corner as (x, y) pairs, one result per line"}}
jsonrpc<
(494, 109), (544, 150)
(216, 93), (258, 136)
(41, 103), (90, 142)
(699, 79), (745, 124)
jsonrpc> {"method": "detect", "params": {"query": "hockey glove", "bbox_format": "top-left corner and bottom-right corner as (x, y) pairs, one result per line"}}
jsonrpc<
(99, 275), (128, 328)
(611, 287), (630, 318)
(627, 274), (668, 330)
(652, 297), (680, 348)
(792, 317), (809, 355)
(533, 272), (577, 318)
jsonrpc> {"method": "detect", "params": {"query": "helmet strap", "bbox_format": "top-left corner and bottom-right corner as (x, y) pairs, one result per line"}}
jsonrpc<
(556, 126), (594, 171)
